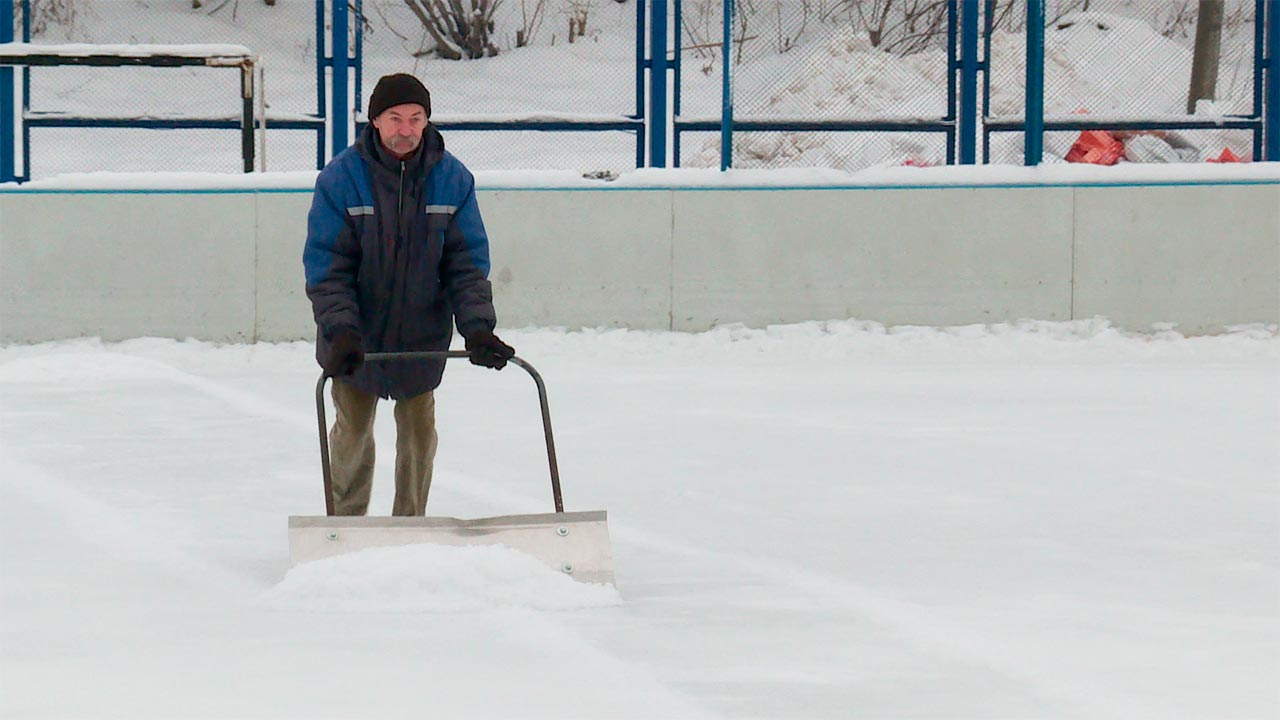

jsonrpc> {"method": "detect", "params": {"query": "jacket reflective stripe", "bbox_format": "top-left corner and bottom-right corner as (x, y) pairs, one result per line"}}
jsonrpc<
(425, 204), (457, 214)
(346, 205), (374, 216)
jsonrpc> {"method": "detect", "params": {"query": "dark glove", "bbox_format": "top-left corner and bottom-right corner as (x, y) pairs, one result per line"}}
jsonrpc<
(464, 329), (515, 370)
(323, 328), (364, 377)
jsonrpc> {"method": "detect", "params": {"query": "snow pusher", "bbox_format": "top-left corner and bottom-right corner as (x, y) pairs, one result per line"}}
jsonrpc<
(289, 351), (614, 585)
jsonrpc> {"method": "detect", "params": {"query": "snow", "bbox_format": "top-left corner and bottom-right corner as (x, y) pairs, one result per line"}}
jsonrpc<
(3, 4), (1277, 715)
(24, 110), (249, 120)
(2, 320), (1277, 718)
(987, 12), (1203, 119)
(262, 544), (621, 613)
(4, 160), (1278, 191)
(0, 41), (253, 58)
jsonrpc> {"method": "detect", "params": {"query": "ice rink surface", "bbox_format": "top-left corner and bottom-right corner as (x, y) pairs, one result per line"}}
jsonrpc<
(2, 320), (1276, 719)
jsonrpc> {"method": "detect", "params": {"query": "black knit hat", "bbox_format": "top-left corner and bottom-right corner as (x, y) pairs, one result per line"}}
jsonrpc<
(368, 73), (431, 119)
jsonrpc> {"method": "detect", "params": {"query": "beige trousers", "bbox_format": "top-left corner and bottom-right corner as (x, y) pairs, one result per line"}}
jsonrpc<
(329, 379), (438, 516)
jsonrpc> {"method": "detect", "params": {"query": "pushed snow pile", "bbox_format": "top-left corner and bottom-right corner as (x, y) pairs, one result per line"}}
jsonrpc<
(0, 348), (161, 384)
(261, 543), (621, 613)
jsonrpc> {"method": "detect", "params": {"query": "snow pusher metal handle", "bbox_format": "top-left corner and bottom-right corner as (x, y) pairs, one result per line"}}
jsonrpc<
(316, 351), (564, 517)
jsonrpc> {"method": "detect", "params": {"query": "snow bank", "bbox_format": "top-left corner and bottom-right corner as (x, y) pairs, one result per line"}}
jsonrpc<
(502, 319), (1280, 369)
(6, 320), (1272, 369)
(5, 160), (1277, 191)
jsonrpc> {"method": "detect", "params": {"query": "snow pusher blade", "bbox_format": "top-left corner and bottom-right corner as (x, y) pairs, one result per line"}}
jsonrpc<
(289, 351), (614, 586)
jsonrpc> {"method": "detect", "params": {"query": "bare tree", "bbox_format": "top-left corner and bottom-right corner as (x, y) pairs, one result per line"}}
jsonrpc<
(734, 0), (757, 64)
(989, 0), (1094, 33)
(881, 0), (947, 56)
(516, 0), (547, 47)
(1155, 0), (1197, 39)
(680, 0), (719, 60)
(17, 0), (84, 36)
(565, 0), (593, 43)
(850, 0), (894, 47)
(401, 0), (503, 60)
(805, 0), (951, 56)
(774, 0), (809, 54)
(1187, 0), (1224, 113)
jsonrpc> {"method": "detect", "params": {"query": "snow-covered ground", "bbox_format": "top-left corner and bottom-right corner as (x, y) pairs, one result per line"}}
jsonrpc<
(4, 6), (1277, 717)
(2, 321), (1277, 719)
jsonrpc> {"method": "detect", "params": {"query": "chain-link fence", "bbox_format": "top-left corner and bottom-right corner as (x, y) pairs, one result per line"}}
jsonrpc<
(679, 0), (1272, 169)
(4, 0), (1276, 179)
(10, 0), (322, 177)
(355, 0), (642, 174)
(677, 0), (957, 169)
(985, 0), (1264, 164)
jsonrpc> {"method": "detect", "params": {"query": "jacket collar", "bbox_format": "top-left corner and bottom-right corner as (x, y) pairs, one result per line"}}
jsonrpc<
(357, 122), (445, 177)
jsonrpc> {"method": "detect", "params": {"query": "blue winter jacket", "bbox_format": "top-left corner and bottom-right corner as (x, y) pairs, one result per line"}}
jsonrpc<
(304, 123), (496, 399)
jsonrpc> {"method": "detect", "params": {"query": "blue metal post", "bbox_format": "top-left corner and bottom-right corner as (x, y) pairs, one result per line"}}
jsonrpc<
(672, 0), (681, 166)
(1253, 0), (1264, 159)
(1025, 0), (1045, 164)
(315, 0), (326, 168)
(648, 0), (668, 167)
(958, 0), (979, 164)
(332, 0), (350, 155)
(1267, 0), (1279, 159)
(982, 0), (993, 117)
(634, 0), (645, 167)
(980, 0), (994, 162)
(1, 0), (15, 183)
(20, 0), (29, 180)
(946, 0), (957, 164)
(672, 0), (681, 119)
(354, 0), (363, 117)
(720, 0), (732, 170)
(634, 0), (645, 119)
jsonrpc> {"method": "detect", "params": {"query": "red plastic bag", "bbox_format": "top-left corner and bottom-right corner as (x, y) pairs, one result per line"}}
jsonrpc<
(1206, 147), (1245, 163)
(1065, 130), (1125, 165)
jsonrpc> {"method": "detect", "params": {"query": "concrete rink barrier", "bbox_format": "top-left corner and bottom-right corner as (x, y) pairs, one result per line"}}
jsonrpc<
(1, 169), (1276, 342)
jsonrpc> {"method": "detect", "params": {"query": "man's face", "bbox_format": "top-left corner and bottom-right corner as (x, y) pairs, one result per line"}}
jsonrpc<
(372, 102), (427, 158)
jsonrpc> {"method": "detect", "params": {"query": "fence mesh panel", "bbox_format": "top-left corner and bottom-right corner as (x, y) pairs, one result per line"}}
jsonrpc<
(15, 0), (320, 174)
(679, 0), (954, 170)
(357, 0), (639, 174)
(986, 0), (1260, 163)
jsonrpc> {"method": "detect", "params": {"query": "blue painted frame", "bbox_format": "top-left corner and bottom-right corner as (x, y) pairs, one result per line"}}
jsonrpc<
(1, 0), (14, 182)
(649, 0), (668, 167)
(331, 0), (349, 154)
(959, 0), (979, 163)
(720, 0), (732, 170)
(1267, 0), (1279, 159)
(1025, 0), (1045, 164)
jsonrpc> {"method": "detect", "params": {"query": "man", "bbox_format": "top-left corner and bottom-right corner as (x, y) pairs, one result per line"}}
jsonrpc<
(303, 73), (514, 516)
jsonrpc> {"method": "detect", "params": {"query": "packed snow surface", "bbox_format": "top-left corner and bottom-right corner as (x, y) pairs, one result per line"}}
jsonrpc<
(2, 320), (1277, 719)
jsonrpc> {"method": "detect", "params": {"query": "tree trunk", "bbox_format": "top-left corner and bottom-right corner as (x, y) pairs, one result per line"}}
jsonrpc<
(1187, 0), (1224, 114)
